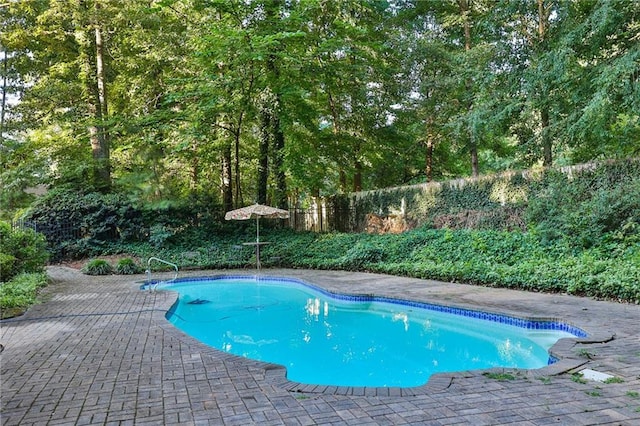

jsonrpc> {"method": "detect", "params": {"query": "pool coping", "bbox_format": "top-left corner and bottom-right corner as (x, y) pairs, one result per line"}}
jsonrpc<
(150, 273), (616, 398)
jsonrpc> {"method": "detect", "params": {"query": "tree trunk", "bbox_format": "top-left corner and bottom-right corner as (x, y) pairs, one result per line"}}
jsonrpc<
(353, 159), (362, 192)
(538, 0), (547, 41)
(1, 50), (7, 143)
(221, 139), (233, 212)
(258, 102), (270, 205)
(541, 107), (552, 166)
(470, 141), (479, 177)
(425, 137), (434, 182)
(80, 0), (110, 191)
(189, 138), (200, 189)
(425, 115), (435, 181)
(328, 91), (348, 192)
(538, 0), (552, 167)
(234, 123), (243, 208)
(272, 108), (288, 209)
(260, 0), (288, 207)
(93, 2), (110, 189)
(459, 0), (478, 178)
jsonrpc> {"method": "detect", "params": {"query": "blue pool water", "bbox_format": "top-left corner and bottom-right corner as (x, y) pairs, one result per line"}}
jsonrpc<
(160, 276), (583, 388)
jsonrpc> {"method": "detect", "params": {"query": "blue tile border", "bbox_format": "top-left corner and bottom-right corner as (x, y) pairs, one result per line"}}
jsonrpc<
(151, 274), (587, 338)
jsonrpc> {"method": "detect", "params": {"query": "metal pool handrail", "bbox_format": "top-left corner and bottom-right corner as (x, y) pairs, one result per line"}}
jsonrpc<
(146, 257), (178, 291)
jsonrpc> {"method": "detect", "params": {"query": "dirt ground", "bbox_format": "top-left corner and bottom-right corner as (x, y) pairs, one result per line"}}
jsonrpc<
(57, 254), (143, 270)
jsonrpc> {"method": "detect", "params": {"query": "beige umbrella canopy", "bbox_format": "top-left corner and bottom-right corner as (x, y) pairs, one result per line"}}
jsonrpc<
(224, 203), (290, 221)
(224, 204), (289, 269)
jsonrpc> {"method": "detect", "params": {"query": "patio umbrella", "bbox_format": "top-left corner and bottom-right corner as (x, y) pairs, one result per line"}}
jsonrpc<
(224, 204), (289, 269)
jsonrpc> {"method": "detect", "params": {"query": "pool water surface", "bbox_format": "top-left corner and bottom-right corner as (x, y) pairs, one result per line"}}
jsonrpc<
(160, 276), (583, 388)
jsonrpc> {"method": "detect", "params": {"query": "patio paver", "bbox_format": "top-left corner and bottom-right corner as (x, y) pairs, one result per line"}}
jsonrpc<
(1, 266), (639, 425)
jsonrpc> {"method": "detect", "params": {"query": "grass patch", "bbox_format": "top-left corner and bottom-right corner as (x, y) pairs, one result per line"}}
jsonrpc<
(603, 377), (624, 384)
(294, 394), (310, 400)
(115, 258), (143, 275)
(483, 372), (516, 381)
(81, 259), (113, 275)
(626, 391), (639, 398)
(575, 348), (596, 359)
(571, 374), (588, 384)
(0, 273), (48, 319)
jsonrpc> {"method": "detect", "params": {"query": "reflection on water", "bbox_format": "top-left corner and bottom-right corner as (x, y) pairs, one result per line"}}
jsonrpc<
(305, 297), (329, 319)
(392, 312), (409, 331)
(496, 338), (534, 363)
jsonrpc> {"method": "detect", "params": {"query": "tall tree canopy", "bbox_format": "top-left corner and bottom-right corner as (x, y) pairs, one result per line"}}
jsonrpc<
(1, 0), (638, 216)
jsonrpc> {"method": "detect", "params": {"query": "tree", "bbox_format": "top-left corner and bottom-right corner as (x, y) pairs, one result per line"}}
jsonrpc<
(562, 0), (640, 160)
(395, 2), (459, 182)
(296, 0), (400, 193)
(494, 0), (639, 167)
(82, 0), (111, 189)
(256, 0), (289, 208)
(399, 0), (500, 178)
(2, 0), (638, 222)
(1, 0), (117, 190)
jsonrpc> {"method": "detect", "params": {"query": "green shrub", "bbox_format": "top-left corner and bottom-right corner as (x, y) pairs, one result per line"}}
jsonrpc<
(0, 252), (17, 279)
(339, 241), (387, 270)
(149, 224), (174, 248)
(69, 224), (640, 303)
(20, 189), (227, 261)
(284, 226), (639, 303)
(30, 158), (638, 302)
(115, 258), (143, 275)
(0, 221), (49, 281)
(526, 162), (640, 248)
(0, 273), (48, 316)
(22, 188), (145, 260)
(81, 259), (113, 275)
(345, 158), (640, 238)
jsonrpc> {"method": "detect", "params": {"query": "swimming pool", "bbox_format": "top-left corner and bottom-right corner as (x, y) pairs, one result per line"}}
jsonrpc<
(158, 276), (585, 388)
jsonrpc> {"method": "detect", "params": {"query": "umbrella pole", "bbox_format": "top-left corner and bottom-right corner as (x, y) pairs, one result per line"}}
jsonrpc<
(256, 217), (260, 270)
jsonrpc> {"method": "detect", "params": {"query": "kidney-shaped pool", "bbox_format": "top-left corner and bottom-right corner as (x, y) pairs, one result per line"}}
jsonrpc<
(156, 276), (585, 388)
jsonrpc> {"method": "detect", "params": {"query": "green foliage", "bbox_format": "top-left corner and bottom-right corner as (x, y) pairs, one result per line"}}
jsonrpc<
(120, 213), (640, 302)
(0, 253), (17, 281)
(339, 240), (387, 271)
(0, 273), (48, 316)
(20, 188), (224, 260)
(81, 259), (113, 276)
(347, 159), (640, 247)
(23, 188), (145, 259)
(576, 348), (596, 359)
(9, 159), (637, 303)
(527, 161), (640, 248)
(149, 225), (174, 249)
(572, 374), (588, 384)
(115, 258), (143, 275)
(347, 170), (534, 232)
(0, 221), (49, 282)
(483, 372), (517, 381)
(69, 216), (640, 303)
(280, 226), (638, 302)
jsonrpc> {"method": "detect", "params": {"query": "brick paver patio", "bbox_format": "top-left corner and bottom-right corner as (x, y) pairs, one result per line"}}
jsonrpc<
(1, 266), (639, 425)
